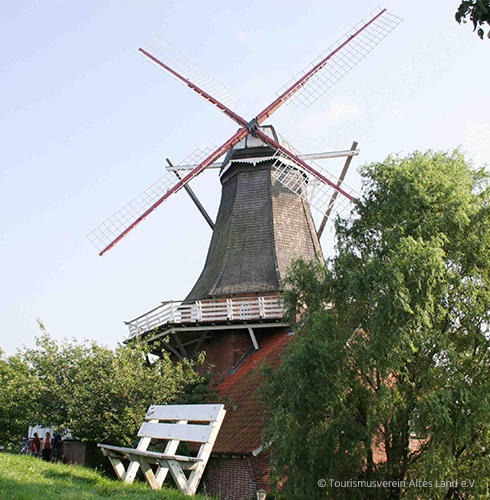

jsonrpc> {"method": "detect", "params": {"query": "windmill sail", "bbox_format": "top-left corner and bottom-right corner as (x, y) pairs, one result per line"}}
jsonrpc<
(87, 146), (217, 254)
(139, 38), (245, 128)
(275, 7), (402, 108)
(141, 36), (237, 109)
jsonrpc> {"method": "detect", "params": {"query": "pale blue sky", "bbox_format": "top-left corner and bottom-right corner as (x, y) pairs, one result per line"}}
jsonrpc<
(1, 0), (489, 354)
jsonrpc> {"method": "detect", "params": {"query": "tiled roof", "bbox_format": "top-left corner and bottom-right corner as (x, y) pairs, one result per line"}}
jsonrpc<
(213, 329), (293, 454)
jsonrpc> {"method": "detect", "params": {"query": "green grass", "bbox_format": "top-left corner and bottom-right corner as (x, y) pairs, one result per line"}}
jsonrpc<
(0, 453), (212, 499)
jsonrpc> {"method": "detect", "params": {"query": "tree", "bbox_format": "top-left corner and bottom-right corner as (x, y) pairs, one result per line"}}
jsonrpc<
(456, 0), (490, 39)
(0, 349), (41, 447)
(1, 328), (209, 447)
(262, 150), (490, 499)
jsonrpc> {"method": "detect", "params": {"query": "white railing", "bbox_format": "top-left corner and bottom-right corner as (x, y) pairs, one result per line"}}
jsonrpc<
(126, 294), (286, 338)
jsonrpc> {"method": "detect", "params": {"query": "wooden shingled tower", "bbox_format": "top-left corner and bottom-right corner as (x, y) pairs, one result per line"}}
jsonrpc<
(186, 126), (323, 302)
(88, 8), (401, 498)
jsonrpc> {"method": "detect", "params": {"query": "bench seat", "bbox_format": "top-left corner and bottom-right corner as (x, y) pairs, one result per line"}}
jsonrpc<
(98, 443), (202, 470)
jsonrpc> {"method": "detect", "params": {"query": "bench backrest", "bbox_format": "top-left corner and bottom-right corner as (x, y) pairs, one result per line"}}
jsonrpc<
(137, 404), (225, 445)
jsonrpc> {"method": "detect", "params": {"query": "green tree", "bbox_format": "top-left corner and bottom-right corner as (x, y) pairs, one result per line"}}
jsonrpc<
(262, 150), (490, 499)
(1, 328), (209, 447)
(456, 0), (490, 39)
(0, 349), (41, 447)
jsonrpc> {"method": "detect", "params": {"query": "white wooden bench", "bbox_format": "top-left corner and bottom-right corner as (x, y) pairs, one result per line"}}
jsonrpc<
(98, 404), (226, 496)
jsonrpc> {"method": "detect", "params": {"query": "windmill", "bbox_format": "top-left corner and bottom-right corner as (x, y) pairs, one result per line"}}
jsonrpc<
(87, 9), (402, 496)
(88, 8), (401, 359)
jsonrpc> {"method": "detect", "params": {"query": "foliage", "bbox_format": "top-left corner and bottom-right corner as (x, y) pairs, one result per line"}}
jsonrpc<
(0, 453), (213, 499)
(456, 0), (490, 39)
(0, 349), (42, 447)
(262, 150), (490, 499)
(1, 328), (209, 447)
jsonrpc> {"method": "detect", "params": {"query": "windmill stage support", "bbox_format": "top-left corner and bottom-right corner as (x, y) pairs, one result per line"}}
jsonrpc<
(161, 341), (183, 360)
(247, 327), (259, 351)
(174, 334), (188, 358)
(191, 332), (208, 357)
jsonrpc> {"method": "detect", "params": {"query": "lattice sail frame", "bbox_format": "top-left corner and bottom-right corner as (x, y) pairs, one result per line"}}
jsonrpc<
(271, 147), (358, 223)
(276, 8), (402, 108)
(87, 146), (217, 253)
(141, 36), (237, 108)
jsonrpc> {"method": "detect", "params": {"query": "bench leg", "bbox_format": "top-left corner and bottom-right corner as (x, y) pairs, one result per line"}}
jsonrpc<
(108, 457), (127, 481)
(187, 463), (205, 496)
(122, 426), (157, 484)
(154, 464), (169, 489)
(123, 459), (141, 484)
(130, 455), (160, 490)
(167, 459), (193, 496)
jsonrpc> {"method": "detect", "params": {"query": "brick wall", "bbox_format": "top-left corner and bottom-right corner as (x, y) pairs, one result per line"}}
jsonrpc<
(250, 452), (272, 491)
(202, 453), (273, 499)
(198, 330), (253, 386)
(203, 455), (257, 500)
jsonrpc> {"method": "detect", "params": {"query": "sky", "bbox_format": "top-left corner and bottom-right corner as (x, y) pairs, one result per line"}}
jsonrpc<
(1, 0), (489, 355)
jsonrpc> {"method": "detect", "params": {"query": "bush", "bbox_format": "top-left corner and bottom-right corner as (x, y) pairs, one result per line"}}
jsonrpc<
(1, 327), (209, 447)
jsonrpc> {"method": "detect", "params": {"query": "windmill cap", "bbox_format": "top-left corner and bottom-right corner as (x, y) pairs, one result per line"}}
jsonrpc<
(221, 125), (290, 177)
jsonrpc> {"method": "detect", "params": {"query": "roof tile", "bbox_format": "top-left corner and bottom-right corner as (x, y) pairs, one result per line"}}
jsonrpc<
(213, 329), (293, 454)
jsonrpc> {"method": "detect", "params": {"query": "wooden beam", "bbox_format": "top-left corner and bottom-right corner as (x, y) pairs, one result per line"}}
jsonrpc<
(247, 327), (259, 350)
(191, 332), (208, 357)
(161, 341), (183, 360)
(143, 322), (290, 348)
(167, 158), (215, 229)
(173, 334), (188, 358)
(108, 457), (127, 481)
(166, 149), (360, 172)
(317, 140), (358, 239)
(167, 459), (193, 495)
(133, 456), (160, 490)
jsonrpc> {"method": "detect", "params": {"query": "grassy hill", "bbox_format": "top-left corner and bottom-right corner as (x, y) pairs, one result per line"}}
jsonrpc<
(0, 453), (213, 499)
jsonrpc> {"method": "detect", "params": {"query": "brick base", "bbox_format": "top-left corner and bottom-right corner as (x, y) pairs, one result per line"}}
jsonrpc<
(203, 454), (272, 500)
